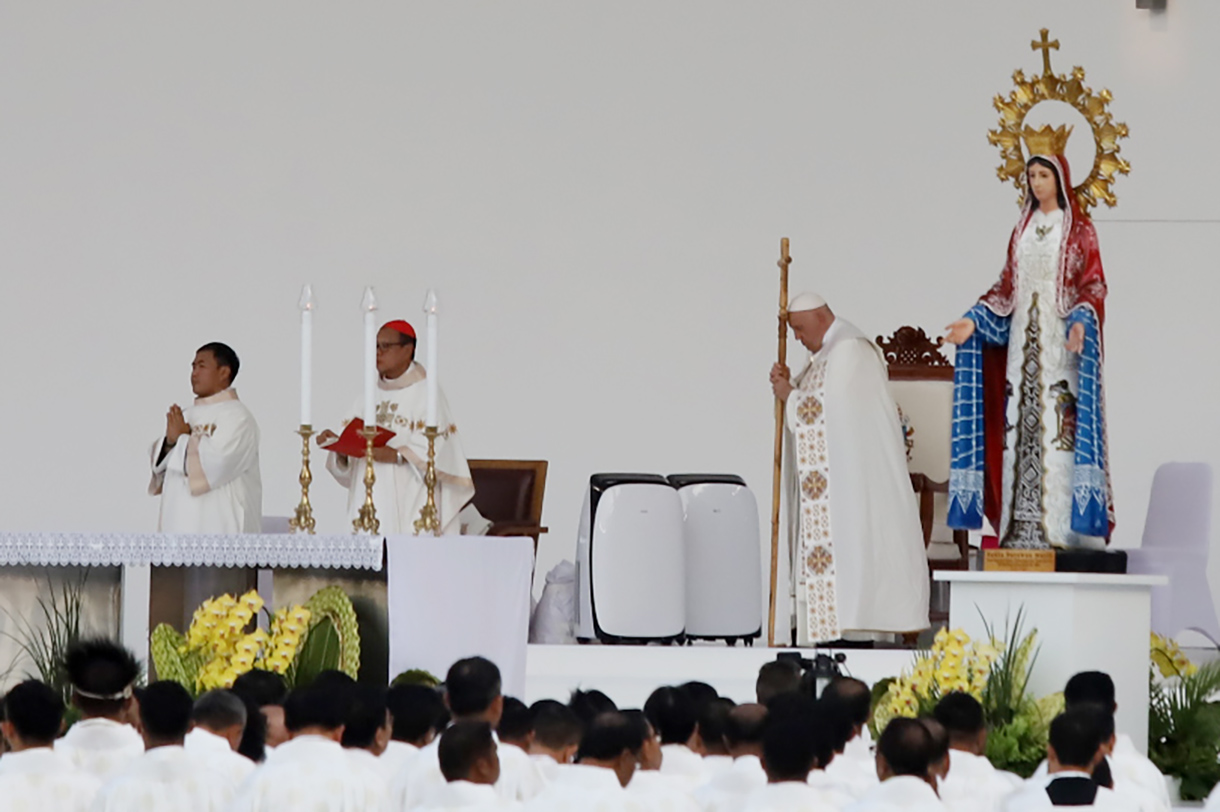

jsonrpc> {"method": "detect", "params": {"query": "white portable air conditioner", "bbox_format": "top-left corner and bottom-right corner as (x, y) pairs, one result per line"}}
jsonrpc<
(575, 474), (685, 644)
(669, 474), (762, 645)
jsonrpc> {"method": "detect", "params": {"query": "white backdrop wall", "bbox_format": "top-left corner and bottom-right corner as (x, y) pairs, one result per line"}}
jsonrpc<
(1, 2), (1217, 611)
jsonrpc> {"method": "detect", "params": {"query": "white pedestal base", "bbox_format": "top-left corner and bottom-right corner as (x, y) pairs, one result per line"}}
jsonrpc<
(935, 571), (1166, 755)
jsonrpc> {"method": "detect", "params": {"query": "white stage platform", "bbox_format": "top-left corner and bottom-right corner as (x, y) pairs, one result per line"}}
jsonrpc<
(522, 643), (915, 707)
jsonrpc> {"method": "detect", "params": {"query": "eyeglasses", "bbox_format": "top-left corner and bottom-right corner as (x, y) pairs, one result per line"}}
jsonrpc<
(376, 342), (410, 352)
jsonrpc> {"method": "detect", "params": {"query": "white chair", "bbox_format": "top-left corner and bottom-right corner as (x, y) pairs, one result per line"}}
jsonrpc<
(1126, 463), (1220, 644)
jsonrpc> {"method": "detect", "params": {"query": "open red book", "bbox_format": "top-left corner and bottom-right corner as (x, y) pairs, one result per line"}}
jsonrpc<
(320, 418), (396, 458)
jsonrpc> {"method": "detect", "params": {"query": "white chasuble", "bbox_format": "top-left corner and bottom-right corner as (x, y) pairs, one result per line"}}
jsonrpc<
(149, 388), (262, 533)
(0, 747), (101, 812)
(778, 319), (929, 645)
(327, 363), (475, 535)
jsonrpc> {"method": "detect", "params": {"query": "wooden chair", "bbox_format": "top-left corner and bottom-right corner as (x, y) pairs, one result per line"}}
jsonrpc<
(878, 327), (970, 624)
(467, 459), (549, 554)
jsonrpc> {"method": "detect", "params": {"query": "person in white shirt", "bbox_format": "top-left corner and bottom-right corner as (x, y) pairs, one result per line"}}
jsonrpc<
(527, 700), (582, 782)
(1004, 706), (1136, 812)
(54, 640), (145, 783)
(693, 697), (736, 778)
(1064, 673), (1170, 812)
(342, 683), (394, 794)
(755, 661), (803, 704)
(695, 703), (768, 812)
(183, 689), (255, 807)
(229, 681), (387, 812)
(499, 697), (534, 753)
(526, 711), (645, 812)
(230, 669), (289, 762)
(644, 686), (708, 789)
(0, 680), (101, 812)
(822, 677), (881, 800)
(383, 683), (448, 784)
(738, 695), (840, 812)
(919, 719), (951, 795)
(848, 718), (947, 812)
(623, 709), (700, 812)
(92, 680), (227, 812)
(419, 720), (507, 812)
(395, 657), (545, 809)
(933, 691), (1021, 812)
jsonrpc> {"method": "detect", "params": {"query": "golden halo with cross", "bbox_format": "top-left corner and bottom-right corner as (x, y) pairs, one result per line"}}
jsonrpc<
(987, 29), (1130, 214)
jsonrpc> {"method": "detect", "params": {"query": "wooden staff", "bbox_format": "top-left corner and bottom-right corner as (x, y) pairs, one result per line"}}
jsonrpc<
(767, 238), (791, 647)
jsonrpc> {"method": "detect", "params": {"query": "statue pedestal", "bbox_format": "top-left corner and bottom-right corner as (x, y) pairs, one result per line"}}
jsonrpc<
(934, 571), (1166, 754)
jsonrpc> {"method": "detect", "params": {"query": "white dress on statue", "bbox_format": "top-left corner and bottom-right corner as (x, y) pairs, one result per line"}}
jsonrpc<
(0, 747), (101, 812)
(149, 388), (262, 533)
(777, 318), (930, 645)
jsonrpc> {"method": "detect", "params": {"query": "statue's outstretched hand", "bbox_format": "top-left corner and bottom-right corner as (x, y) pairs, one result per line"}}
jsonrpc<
(1066, 322), (1085, 353)
(944, 318), (976, 346)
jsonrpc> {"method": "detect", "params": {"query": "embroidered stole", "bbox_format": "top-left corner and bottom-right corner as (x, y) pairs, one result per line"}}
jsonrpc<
(792, 352), (840, 643)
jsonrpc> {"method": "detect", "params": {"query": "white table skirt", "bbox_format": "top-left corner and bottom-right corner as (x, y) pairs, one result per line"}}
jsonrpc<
(386, 535), (533, 697)
(0, 531), (383, 569)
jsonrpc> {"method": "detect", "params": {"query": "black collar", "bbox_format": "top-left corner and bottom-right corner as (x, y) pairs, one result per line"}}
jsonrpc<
(1046, 776), (1099, 806)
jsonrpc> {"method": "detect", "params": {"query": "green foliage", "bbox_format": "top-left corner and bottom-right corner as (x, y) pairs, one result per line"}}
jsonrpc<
(0, 573), (87, 704)
(1148, 659), (1220, 801)
(985, 692), (1062, 778)
(979, 607), (1038, 728)
(290, 618), (340, 688)
(149, 623), (207, 695)
(283, 586), (360, 686)
(392, 669), (441, 688)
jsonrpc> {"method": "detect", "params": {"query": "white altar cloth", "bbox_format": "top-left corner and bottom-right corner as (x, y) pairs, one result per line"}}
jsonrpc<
(386, 535), (533, 697)
(0, 531), (384, 666)
(0, 531), (384, 569)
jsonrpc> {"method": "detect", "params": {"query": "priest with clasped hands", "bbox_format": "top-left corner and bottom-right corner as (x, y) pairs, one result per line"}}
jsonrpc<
(148, 341), (262, 533)
(320, 319), (476, 535)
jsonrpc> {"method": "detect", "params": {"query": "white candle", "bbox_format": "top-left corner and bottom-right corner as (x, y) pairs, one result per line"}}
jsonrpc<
(424, 290), (439, 427)
(299, 284), (314, 427)
(362, 287), (378, 430)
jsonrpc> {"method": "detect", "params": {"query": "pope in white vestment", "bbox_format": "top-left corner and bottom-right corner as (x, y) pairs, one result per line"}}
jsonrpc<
(149, 343), (261, 533)
(324, 320), (475, 535)
(771, 293), (929, 645)
(0, 748), (101, 812)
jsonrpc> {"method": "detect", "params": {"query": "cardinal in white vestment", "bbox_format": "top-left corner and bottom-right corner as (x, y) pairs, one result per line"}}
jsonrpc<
(0, 681), (101, 812)
(321, 320), (476, 535)
(770, 293), (929, 646)
(149, 342), (261, 533)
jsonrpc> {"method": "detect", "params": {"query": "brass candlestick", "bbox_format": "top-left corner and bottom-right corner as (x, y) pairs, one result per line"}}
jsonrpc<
(352, 426), (380, 535)
(289, 425), (316, 534)
(413, 426), (441, 536)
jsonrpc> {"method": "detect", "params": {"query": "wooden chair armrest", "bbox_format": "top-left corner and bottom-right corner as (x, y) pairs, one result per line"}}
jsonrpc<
(487, 521), (549, 537)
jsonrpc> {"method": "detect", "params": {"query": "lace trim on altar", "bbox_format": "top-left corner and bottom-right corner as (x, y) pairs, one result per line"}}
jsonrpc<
(0, 532), (385, 569)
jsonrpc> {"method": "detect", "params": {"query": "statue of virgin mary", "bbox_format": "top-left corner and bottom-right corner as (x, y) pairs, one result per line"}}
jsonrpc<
(944, 126), (1114, 548)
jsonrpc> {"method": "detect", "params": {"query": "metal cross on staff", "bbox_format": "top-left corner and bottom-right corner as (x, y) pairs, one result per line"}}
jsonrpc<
(1031, 28), (1059, 77)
